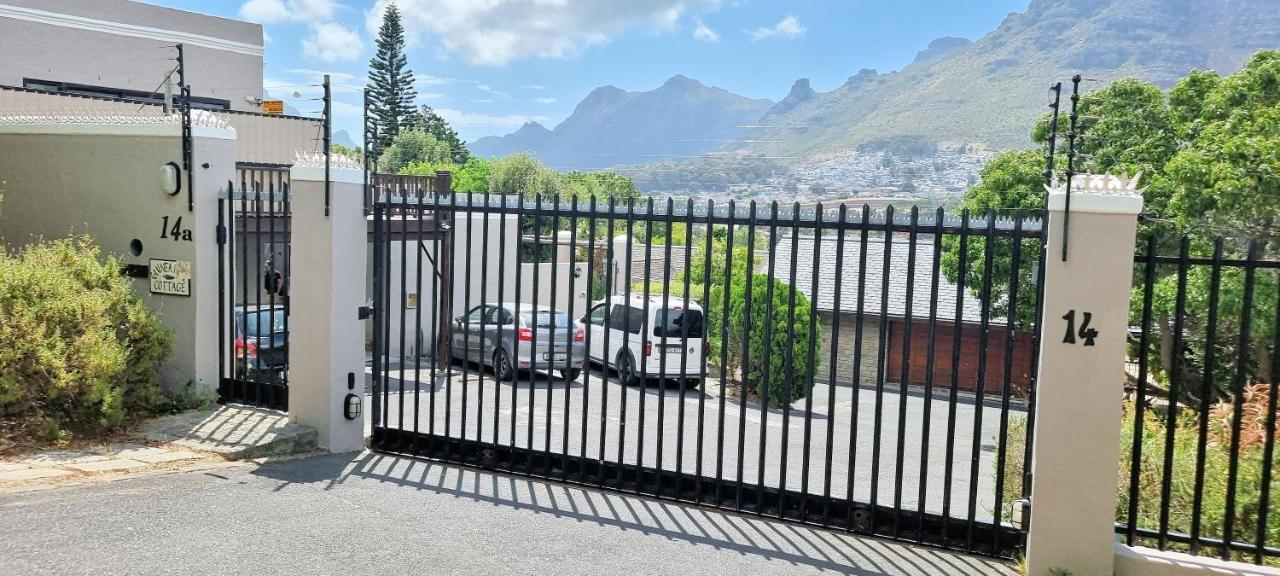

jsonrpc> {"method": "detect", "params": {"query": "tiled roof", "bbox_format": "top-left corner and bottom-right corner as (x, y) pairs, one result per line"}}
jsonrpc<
(774, 234), (1002, 325)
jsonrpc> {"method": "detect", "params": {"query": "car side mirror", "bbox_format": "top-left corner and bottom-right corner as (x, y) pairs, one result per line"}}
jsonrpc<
(454, 316), (463, 325)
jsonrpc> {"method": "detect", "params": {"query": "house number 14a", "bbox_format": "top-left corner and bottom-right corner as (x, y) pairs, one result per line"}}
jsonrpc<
(1062, 309), (1098, 346)
(160, 216), (193, 242)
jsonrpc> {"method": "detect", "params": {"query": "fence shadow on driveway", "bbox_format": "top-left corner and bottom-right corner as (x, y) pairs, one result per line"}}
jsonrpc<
(250, 451), (1013, 575)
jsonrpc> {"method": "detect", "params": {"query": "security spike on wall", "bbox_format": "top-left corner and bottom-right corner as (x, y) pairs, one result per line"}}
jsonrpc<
(293, 150), (362, 171)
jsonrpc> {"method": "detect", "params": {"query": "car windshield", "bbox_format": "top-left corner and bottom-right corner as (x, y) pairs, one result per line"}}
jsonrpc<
(653, 308), (705, 339)
(244, 309), (286, 337)
(520, 310), (570, 328)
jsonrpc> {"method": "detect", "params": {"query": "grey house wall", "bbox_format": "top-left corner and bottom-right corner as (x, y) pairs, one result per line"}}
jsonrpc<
(813, 310), (885, 386)
(0, 124), (234, 392)
(0, 0), (264, 112)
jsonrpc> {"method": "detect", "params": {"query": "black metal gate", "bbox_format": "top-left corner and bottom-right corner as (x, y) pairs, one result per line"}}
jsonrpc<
(368, 193), (1045, 559)
(216, 163), (291, 410)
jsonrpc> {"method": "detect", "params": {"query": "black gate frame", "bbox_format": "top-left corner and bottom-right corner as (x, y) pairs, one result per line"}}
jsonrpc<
(368, 193), (1045, 559)
(217, 164), (291, 411)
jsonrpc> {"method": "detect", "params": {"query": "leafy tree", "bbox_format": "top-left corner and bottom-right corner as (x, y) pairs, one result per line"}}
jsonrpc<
(709, 273), (819, 406)
(939, 149), (1045, 329)
(367, 3), (416, 148)
(488, 153), (562, 198)
(403, 157), (494, 193)
(377, 130), (453, 173)
(948, 50), (1280, 402)
(404, 105), (469, 164)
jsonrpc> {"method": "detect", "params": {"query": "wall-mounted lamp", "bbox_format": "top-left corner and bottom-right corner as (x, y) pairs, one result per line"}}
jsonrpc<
(160, 162), (181, 196)
(343, 372), (361, 420)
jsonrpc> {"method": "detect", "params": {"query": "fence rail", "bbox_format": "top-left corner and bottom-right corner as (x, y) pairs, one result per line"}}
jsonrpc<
(368, 193), (1046, 559)
(1122, 233), (1280, 566)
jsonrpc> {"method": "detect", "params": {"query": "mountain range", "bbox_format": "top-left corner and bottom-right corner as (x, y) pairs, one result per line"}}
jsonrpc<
(470, 75), (773, 170)
(470, 0), (1280, 174)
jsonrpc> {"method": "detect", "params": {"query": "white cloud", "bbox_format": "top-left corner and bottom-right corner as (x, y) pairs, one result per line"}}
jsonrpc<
(748, 15), (806, 41)
(282, 69), (361, 94)
(418, 75), (454, 86)
(366, 0), (717, 66)
(302, 22), (364, 63)
(476, 84), (511, 99)
(533, 97), (557, 105)
(693, 19), (719, 42)
(239, 0), (289, 23)
(436, 107), (549, 129)
(238, 0), (338, 24)
(524, 85), (546, 90)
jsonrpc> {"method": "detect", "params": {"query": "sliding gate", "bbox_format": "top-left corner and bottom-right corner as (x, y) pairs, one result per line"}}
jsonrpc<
(369, 193), (1045, 558)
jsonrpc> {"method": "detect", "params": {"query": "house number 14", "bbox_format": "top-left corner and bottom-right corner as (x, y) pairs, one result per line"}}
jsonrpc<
(1062, 309), (1098, 346)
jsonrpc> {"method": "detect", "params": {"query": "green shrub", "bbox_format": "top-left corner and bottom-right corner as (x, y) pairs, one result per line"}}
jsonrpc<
(1001, 395), (1280, 567)
(709, 273), (819, 406)
(0, 236), (172, 445)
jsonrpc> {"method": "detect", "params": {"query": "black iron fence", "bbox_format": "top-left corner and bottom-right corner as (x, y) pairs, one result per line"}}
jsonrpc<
(216, 164), (291, 410)
(1121, 233), (1280, 566)
(368, 193), (1046, 559)
(367, 172), (446, 214)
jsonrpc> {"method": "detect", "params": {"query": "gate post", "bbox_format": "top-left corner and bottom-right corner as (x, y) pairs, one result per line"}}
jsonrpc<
(1025, 174), (1143, 575)
(288, 153), (366, 452)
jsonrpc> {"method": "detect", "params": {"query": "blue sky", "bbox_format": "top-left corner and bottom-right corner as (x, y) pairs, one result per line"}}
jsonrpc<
(150, 0), (1030, 143)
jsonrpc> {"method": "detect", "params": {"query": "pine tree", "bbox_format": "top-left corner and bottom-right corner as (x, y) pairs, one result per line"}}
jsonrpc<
(367, 3), (416, 150)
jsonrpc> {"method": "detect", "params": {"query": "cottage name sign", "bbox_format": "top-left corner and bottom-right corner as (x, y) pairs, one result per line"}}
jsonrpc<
(149, 259), (192, 296)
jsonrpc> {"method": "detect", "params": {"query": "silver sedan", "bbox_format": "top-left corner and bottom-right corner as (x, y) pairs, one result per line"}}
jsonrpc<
(449, 302), (587, 381)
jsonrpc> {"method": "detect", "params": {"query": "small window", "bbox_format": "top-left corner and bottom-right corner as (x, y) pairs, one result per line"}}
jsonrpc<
(242, 309), (285, 337)
(587, 304), (608, 326)
(609, 305), (645, 335)
(654, 308), (705, 339)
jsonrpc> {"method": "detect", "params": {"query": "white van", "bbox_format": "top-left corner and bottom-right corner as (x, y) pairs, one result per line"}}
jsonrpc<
(582, 294), (707, 387)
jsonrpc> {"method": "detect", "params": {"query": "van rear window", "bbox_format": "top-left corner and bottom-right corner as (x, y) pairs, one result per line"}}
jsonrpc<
(653, 309), (705, 339)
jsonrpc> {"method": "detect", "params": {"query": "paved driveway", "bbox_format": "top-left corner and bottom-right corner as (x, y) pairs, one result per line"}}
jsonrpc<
(0, 452), (1016, 576)
(370, 359), (1028, 526)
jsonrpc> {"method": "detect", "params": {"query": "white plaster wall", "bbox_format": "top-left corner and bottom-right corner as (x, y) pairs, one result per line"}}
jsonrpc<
(0, 88), (321, 166)
(367, 212), (589, 361)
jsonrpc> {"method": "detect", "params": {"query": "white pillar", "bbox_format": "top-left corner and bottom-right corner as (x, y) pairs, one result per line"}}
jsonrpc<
(288, 156), (366, 452)
(1025, 174), (1144, 576)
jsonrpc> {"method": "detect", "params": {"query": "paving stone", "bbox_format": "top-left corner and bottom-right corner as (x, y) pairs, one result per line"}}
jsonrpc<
(63, 459), (148, 473)
(104, 444), (172, 459)
(138, 405), (316, 460)
(18, 451), (109, 466)
(129, 450), (204, 464)
(0, 467), (73, 482)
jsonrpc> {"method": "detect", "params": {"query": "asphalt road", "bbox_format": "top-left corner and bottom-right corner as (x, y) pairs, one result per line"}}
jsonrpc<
(0, 452), (1016, 576)
(369, 359), (1027, 526)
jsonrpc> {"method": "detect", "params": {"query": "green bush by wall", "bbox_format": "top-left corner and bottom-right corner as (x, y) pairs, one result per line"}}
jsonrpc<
(0, 236), (172, 446)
